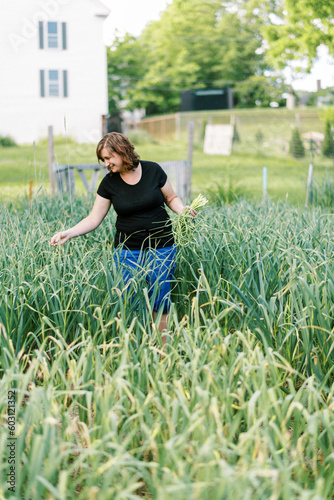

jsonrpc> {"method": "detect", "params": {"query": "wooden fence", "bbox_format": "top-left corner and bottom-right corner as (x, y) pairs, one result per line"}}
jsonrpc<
(137, 110), (323, 145)
(138, 113), (178, 141)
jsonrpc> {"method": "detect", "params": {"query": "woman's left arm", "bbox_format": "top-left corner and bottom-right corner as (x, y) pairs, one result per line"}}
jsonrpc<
(161, 179), (196, 216)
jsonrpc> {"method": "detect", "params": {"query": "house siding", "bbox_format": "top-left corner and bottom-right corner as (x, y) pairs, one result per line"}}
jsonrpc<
(0, 0), (110, 143)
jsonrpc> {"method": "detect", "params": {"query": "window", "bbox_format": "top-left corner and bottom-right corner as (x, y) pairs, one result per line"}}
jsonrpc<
(47, 22), (58, 48)
(48, 70), (59, 96)
(40, 70), (68, 98)
(39, 21), (67, 50)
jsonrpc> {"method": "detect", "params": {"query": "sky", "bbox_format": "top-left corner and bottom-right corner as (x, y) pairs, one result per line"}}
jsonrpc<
(284, 46), (334, 92)
(100, 0), (334, 93)
(100, 0), (172, 44)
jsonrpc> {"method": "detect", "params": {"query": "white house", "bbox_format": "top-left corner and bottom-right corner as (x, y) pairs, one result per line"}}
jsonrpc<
(0, 0), (110, 144)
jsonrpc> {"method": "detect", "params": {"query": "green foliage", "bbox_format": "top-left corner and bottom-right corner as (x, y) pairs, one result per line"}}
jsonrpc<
(261, 0), (334, 70)
(232, 122), (240, 143)
(107, 34), (147, 114)
(1, 197), (334, 498)
(0, 135), (17, 147)
(172, 194), (208, 247)
(234, 75), (288, 108)
(204, 178), (248, 203)
(36, 135), (77, 147)
(311, 174), (334, 207)
(320, 104), (334, 123)
(321, 120), (334, 158)
(1, 107), (332, 206)
(107, 0), (266, 115)
(255, 128), (264, 147)
(126, 129), (156, 145)
(289, 127), (305, 158)
(106, 0), (334, 114)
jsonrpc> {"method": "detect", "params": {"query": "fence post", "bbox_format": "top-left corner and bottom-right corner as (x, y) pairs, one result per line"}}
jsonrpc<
(295, 113), (300, 128)
(305, 139), (314, 208)
(263, 166), (267, 202)
(102, 115), (107, 136)
(175, 113), (181, 141)
(305, 163), (313, 208)
(186, 121), (194, 202)
(65, 167), (75, 196)
(48, 125), (55, 195)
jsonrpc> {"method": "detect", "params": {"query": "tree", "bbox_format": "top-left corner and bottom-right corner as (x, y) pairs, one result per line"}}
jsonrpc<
(262, 0), (334, 70)
(222, 0), (334, 76)
(107, 0), (268, 114)
(107, 34), (147, 114)
(233, 75), (289, 108)
(322, 120), (334, 158)
(290, 127), (305, 158)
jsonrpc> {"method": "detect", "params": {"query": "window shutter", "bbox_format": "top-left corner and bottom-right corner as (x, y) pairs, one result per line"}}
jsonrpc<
(62, 23), (67, 50)
(63, 70), (68, 97)
(40, 70), (45, 97)
(39, 22), (44, 49)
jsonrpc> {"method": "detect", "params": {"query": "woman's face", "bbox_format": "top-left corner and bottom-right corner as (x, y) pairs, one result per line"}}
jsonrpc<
(100, 147), (125, 173)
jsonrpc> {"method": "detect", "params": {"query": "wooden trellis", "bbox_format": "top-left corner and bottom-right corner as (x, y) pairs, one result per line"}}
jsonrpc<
(52, 163), (108, 195)
(52, 161), (191, 201)
(160, 160), (190, 202)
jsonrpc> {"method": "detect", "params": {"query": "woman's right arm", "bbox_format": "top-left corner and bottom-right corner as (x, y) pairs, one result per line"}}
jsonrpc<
(50, 194), (111, 246)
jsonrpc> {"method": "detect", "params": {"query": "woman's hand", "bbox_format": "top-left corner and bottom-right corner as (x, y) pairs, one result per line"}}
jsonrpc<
(185, 206), (197, 218)
(50, 195), (112, 247)
(50, 230), (72, 246)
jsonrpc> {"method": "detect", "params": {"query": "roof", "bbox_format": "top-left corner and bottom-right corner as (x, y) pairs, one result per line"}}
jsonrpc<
(91, 0), (110, 18)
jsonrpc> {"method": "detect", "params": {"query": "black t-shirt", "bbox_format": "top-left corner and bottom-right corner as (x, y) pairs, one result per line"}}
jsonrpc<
(97, 160), (174, 249)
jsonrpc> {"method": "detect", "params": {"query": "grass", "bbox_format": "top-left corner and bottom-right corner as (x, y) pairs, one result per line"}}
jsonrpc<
(1, 106), (334, 205)
(0, 195), (334, 499)
(142, 106), (328, 150)
(1, 137), (333, 206)
(0, 138), (97, 201)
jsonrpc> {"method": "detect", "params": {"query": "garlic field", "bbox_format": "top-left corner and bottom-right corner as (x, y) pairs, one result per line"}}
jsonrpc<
(1, 195), (334, 499)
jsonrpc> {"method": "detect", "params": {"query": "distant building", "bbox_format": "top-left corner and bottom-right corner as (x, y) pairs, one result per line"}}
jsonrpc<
(0, 0), (110, 144)
(181, 88), (233, 112)
(317, 93), (334, 107)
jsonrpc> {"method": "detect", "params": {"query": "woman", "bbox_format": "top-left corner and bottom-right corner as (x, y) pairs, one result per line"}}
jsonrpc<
(51, 132), (195, 346)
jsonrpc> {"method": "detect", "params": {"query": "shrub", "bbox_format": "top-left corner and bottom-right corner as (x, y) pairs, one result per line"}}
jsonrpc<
(127, 129), (155, 145)
(0, 135), (17, 147)
(321, 120), (334, 158)
(311, 174), (334, 208)
(255, 128), (264, 148)
(205, 178), (248, 204)
(36, 135), (77, 147)
(289, 127), (305, 158)
(232, 122), (240, 143)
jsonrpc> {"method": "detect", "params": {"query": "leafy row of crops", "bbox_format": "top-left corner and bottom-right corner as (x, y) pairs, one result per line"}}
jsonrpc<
(1, 195), (334, 499)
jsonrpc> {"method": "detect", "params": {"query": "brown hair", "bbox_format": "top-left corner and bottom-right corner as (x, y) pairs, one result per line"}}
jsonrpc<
(96, 132), (140, 172)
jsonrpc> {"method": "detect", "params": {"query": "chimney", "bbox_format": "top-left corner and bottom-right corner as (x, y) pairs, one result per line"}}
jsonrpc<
(317, 79), (321, 91)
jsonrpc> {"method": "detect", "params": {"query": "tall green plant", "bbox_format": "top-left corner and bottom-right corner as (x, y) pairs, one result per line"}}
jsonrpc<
(1, 195), (334, 498)
(322, 119), (334, 158)
(311, 174), (334, 207)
